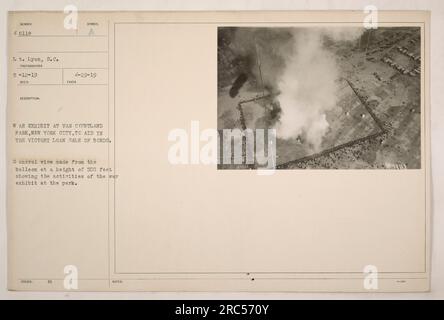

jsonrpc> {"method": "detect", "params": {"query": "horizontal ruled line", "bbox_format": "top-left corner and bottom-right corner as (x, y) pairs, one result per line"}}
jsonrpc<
(17, 51), (108, 54)
(16, 67), (108, 70)
(17, 83), (108, 86)
(17, 35), (107, 38)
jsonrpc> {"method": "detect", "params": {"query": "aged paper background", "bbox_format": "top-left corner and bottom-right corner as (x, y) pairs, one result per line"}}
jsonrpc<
(6, 11), (430, 292)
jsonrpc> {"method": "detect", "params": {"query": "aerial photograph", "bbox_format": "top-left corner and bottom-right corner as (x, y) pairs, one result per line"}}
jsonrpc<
(217, 27), (422, 169)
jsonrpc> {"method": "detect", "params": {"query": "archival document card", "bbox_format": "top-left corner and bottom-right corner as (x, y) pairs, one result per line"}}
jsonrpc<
(7, 11), (431, 292)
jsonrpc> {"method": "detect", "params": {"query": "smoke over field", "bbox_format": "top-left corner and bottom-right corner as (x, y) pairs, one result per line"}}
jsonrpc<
(276, 30), (339, 150)
(217, 26), (421, 169)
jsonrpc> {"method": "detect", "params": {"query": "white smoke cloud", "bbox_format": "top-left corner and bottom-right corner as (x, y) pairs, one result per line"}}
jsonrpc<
(276, 30), (338, 151)
(224, 27), (365, 151)
(276, 28), (364, 151)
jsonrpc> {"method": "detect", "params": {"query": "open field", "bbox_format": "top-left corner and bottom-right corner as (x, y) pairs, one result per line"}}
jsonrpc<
(217, 27), (421, 169)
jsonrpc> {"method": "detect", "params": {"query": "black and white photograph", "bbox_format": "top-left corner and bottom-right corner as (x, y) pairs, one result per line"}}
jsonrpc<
(218, 26), (422, 169)
(2, 3), (440, 301)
